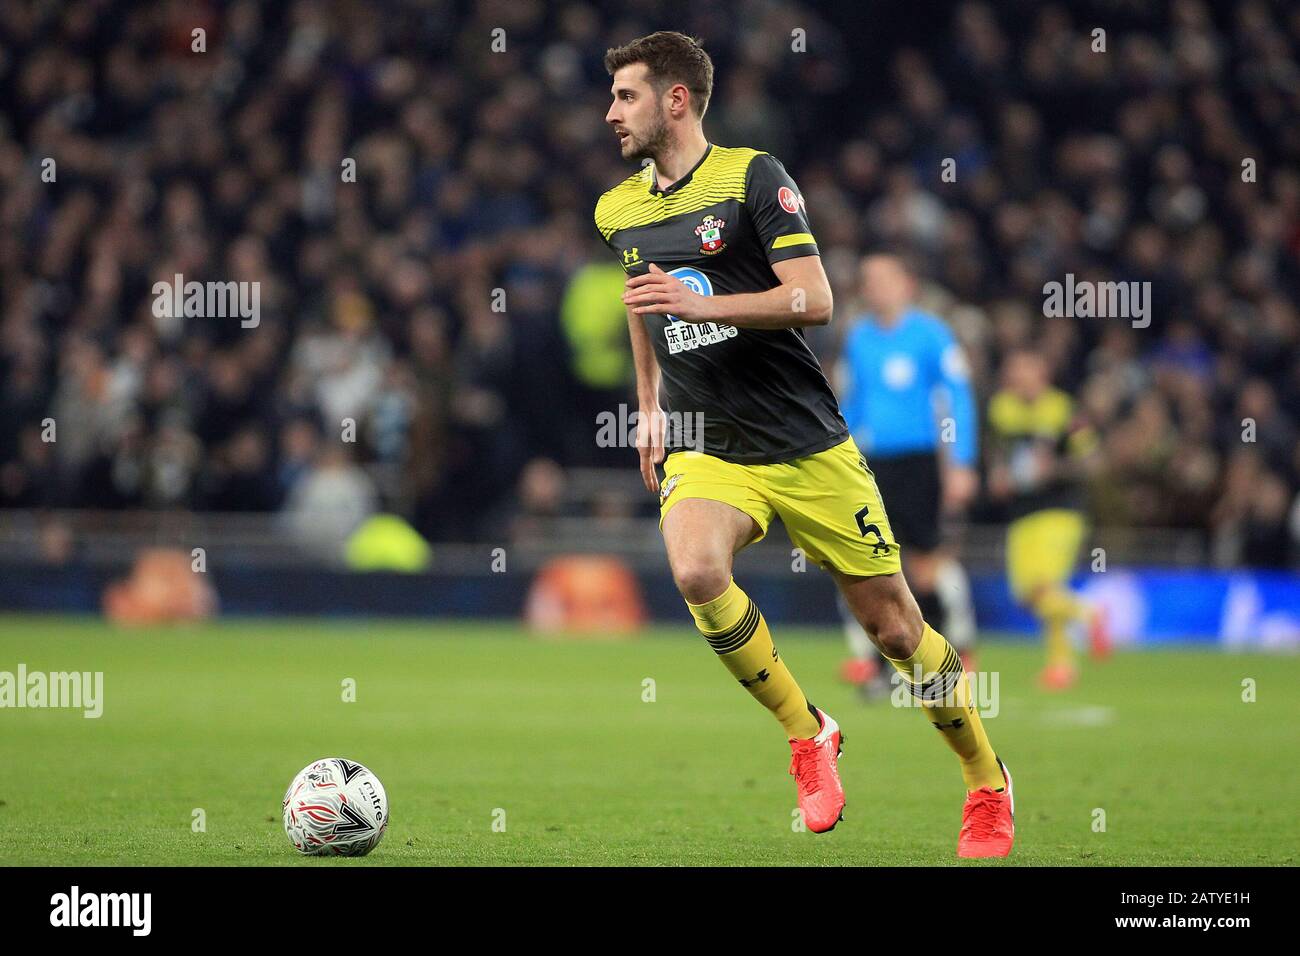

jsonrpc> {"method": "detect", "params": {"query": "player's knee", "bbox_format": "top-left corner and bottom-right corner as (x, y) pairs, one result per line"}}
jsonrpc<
(861, 591), (923, 659)
(873, 625), (915, 660)
(672, 560), (731, 605)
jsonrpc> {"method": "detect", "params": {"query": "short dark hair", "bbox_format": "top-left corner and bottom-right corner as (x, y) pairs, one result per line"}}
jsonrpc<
(604, 31), (714, 119)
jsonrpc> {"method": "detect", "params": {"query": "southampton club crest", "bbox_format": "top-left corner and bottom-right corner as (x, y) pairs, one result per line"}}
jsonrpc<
(694, 214), (727, 255)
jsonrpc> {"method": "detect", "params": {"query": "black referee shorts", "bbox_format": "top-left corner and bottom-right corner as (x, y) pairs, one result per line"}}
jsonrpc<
(868, 451), (942, 552)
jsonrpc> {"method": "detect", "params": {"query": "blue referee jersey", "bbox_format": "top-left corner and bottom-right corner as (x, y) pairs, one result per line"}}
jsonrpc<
(837, 308), (977, 467)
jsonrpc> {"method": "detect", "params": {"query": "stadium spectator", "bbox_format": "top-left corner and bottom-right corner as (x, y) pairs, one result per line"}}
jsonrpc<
(0, 0), (1297, 568)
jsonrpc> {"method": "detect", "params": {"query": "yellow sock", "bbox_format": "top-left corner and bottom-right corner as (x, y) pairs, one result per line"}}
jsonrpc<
(1044, 617), (1072, 668)
(687, 578), (820, 739)
(885, 623), (1004, 791)
(1035, 587), (1086, 667)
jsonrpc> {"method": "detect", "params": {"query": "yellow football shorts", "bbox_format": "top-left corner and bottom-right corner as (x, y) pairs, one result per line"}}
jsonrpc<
(658, 437), (902, 577)
(1005, 508), (1087, 601)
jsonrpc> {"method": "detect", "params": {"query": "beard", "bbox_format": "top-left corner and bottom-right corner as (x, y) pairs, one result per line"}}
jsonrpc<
(624, 107), (671, 163)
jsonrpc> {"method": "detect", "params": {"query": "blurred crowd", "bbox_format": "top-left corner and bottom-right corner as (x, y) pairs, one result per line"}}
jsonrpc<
(1, 0), (1298, 566)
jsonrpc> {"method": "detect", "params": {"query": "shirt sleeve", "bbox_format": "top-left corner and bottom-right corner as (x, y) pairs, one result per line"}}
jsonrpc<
(594, 203), (623, 261)
(744, 153), (820, 264)
(593, 195), (622, 256)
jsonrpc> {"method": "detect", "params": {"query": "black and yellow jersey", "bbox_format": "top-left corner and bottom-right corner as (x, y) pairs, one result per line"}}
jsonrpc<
(594, 144), (848, 464)
(987, 387), (1097, 518)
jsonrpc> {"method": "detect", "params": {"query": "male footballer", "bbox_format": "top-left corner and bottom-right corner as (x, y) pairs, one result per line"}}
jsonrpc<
(596, 31), (1013, 856)
(987, 349), (1111, 690)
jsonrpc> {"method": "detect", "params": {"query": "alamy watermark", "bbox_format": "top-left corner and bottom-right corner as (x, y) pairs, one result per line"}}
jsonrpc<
(889, 666), (1000, 718)
(152, 273), (260, 328)
(0, 664), (103, 718)
(1043, 274), (1150, 328)
(50, 886), (150, 936)
(595, 403), (705, 452)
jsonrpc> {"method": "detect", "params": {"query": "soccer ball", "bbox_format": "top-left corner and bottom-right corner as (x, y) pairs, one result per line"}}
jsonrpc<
(282, 757), (388, 856)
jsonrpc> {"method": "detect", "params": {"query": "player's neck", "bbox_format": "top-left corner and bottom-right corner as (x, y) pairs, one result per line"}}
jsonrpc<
(652, 131), (710, 191)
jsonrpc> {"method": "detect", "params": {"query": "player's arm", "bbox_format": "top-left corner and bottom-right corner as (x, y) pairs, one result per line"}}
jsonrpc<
(1019, 396), (1098, 486)
(931, 323), (979, 511)
(623, 257), (831, 328)
(714, 254), (833, 328)
(736, 153), (831, 327)
(594, 193), (668, 494)
(834, 328), (869, 440)
(833, 351), (857, 417)
(1055, 413), (1102, 480)
(626, 303), (666, 494)
(983, 395), (1015, 502)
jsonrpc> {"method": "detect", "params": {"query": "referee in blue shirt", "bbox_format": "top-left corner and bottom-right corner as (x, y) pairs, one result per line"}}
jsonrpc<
(835, 253), (979, 694)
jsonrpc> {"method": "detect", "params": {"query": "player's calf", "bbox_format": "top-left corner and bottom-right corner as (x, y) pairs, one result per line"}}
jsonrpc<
(684, 576), (821, 740)
(836, 569), (925, 660)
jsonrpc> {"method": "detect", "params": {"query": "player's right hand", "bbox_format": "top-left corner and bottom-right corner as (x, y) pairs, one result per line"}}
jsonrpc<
(636, 404), (667, 494)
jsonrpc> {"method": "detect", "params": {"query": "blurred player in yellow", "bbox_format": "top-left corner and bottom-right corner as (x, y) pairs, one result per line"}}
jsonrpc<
(986, 350), (1111, 690)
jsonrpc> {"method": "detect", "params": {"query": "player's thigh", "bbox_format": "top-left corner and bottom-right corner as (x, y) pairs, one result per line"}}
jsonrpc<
(662, 498), (760, 602)
(1006, 509), (1087, 601)
(659, 451), (774, 602)
(768, 438), (903, 579)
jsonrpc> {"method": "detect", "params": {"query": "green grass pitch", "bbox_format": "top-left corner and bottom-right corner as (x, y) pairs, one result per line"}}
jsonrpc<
(0, 613), (1295, 866)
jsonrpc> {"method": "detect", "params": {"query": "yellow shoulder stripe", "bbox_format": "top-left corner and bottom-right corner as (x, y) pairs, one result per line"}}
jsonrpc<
(594, 146), (765, 240)
(772, 233), (815, 249)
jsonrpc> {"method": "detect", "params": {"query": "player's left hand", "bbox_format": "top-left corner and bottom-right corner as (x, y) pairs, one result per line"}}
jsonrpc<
(623, 263), (715, 322)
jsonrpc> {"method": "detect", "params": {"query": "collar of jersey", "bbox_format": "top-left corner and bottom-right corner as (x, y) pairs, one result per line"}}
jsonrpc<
(648, 143), (713, 196)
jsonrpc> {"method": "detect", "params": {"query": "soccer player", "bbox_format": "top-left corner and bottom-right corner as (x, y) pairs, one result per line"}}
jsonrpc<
(835, 253), (980, 698)
(596, 31), (1013, 856)
(986, 349), (1111, 690)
